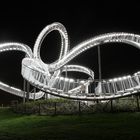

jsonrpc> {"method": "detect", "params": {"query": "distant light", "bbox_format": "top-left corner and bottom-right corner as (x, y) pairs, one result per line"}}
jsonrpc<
(60, 77), (64, 80)
(69, 79), (74, 82)
(113, 78), (118, 82)
(65, 78), (69, 81)
(109, 79), (113, 82)
(118, 77), (122, 81)
(122, 76), (127, 79)
(80, 80), (85, 84)
(127, 75), (131, 78)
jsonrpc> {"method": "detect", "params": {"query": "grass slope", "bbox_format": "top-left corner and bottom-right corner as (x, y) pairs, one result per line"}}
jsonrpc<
(0, 108), (140, 140)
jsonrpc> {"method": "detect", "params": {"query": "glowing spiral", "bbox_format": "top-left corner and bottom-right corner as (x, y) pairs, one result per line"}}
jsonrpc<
(1, 22), (140, 101)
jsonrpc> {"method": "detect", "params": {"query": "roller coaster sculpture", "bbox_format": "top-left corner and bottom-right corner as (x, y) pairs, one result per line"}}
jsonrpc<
(0, 22), (140, 101)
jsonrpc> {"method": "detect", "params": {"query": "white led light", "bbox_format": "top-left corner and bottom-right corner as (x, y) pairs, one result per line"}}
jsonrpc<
(123, 76), (127, 80)
(69, 79), (74, 82)
(109, 79), (113, 82)
(60, 77), (64, 80)
(127, 75), (131, 78)
(80, 80), (85, 84)
(0, 22), (140, 101)
(113, 78), (118, 82)
(65, 78), (69, 81)
(118, 77), (122, 81)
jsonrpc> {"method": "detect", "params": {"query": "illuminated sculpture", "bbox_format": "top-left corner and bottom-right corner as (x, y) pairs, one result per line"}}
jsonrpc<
(0, 22), (140, 100)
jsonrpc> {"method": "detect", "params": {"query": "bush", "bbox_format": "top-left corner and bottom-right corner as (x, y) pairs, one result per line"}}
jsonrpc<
(12, 95), (140, 115)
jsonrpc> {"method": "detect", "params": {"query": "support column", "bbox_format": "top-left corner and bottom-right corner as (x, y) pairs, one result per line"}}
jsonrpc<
(23, 79), (26, 103)
(95, 45), (102, 95)
(65, 65), (68, 92)
(136, 95), (140, 111)
(44, 92), (48, 100)
(48, 93), (50, 99)
(78, 101), (81, 115)
(26, 81), (30, 102)
(110, 100), (113, 112)
(98, 45), (102, 83)
(33, 87), (36, 101)
(85, 83), (89, 94)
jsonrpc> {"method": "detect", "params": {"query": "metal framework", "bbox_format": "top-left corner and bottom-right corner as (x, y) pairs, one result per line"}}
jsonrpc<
(0, 22), (140, 101)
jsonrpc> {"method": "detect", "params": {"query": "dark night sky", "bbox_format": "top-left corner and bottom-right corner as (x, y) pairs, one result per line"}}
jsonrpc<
(0, 1), (140, 103)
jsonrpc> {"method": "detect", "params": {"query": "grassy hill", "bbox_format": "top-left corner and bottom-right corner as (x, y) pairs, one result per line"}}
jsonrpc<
(0, 108), (140, 140)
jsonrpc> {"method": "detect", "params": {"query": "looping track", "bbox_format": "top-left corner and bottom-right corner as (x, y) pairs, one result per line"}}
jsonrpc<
(0, 22), (140, 100)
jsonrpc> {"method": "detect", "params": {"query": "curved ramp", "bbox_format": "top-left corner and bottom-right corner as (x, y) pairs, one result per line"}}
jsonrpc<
(0, 22), (140, 101)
